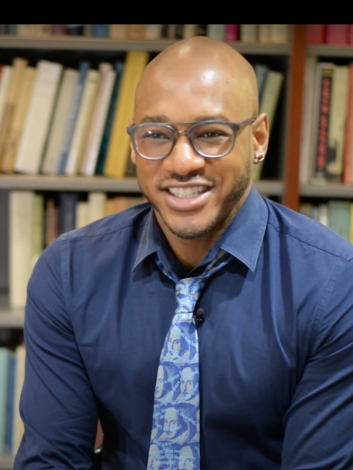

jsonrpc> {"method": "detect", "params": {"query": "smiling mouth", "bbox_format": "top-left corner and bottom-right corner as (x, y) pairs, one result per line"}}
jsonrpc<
(167, 186), (209, 198)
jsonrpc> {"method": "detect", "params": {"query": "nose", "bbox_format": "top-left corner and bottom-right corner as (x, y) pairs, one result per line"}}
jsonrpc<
(163, 134), (206, 176)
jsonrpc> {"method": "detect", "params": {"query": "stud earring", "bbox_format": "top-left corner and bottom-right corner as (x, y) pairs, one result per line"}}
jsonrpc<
(254, 152), (265, 164)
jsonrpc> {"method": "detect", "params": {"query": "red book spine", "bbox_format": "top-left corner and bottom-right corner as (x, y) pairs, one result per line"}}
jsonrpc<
(343, 64), (353, 185)
(325, 24), (348, 44)
(347, 25), (353, 44)
(306, 24), (325, 43)
(225, 24), (239, 42)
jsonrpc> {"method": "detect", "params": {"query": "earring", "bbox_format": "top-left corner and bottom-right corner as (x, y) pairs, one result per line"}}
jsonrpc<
(254, 152), (265, 164)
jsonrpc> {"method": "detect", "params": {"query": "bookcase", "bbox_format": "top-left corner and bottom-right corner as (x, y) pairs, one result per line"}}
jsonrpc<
(0, 24), (322, 469)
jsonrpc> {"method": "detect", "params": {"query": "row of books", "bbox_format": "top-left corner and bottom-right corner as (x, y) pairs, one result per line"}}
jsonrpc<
(300, 59), (353, 186)
(306, 24), (353, 45)
(299, 199), (353, 243)
(0, 24), (292, 44)
(6, 191), (144, 309)
(0, 51), (149, 179)
(0, 54), (284, 181)
(0, 344), (25, 457)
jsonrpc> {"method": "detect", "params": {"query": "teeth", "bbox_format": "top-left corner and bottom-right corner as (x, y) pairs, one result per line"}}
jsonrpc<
(168, 186), (207, 198)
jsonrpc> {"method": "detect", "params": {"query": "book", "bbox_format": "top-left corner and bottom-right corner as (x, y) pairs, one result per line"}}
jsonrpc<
(328, 200), (351, 241)
(32, 194), (44, 269)
(14, 60), (63, 175)
(269, 25), (290, 44)
(66, 24), (84, 36)
(240, 24), (257, 43)
(306, 24), (325, 43)
(325, 24), (348, 44)
(95, 62), (125, 176)
(0, 190), (9, 293)
(0, 66), (13, 131)
(145, 25), (162, 40)
(182, 25), (197, 39)
(88, 192), (107, 223)
(79, 63), (116, 176)
(35, 25), (52, 37)
(343, 63), (353, 185)
(310, 63), (335, 183)
(254, 64), (269, 104)
(5, 352), (16, 454)
(326, 65), (349, 182)
(64, 69), (101, 176)
(75, 200), (89, 229)
(225, 25), (239, 41)
(44, 198), (59, 248)
(17, 25), (36, 37)
(11, 344), (26, 455)
(9, 191), (35, 308)
(258, 25), (271, 43)
(51, 24), (67, 35)
(41, 68), (78, 175)
(318, 203), (329, 227)
(0, 57), (28, 168)
(299, 56), (318, 184)
(128, 24), (146, 40)
(253, 70), (284, 182)
(59, 193), (79, 234)
(207, 25), (225, 41)
(109, 24), (127, 40)
(104, 51), (149, 179)
(1, 66), (36, 173)
(56, 61), (90, 175)
(0, 348), (10, 456)
(350, 203), (353, 244)
(93, 24), (109, 37)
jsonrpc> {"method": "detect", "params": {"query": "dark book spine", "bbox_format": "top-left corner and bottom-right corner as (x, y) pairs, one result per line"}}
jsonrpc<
(314, 66), (333, 181)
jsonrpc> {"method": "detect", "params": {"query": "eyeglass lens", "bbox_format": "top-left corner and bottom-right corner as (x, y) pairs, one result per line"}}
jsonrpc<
(133, 123), (235, 159)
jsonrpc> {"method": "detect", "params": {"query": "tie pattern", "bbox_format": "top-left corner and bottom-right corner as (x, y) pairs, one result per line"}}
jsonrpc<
(147, 250), (229, 470)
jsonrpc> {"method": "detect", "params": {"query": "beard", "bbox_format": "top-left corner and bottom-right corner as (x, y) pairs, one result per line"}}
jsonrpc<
(138, 159), (251, 240)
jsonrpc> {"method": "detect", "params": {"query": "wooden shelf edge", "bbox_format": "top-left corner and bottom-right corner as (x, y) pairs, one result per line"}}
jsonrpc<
(300, 184), (353, 198)
(0, 36), (291, 55)
(307, 44), (353, 58)
(0, 176), (283, 196)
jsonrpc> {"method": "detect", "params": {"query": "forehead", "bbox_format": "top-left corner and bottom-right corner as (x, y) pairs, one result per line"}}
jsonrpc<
(134, 64), (250, 123)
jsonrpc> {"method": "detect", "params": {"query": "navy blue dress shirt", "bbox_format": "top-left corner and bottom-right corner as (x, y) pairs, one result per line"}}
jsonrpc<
(14, 186), (353, 470)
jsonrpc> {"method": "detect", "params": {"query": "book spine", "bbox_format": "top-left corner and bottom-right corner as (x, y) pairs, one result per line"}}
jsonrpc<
(313, 65), (334, 181)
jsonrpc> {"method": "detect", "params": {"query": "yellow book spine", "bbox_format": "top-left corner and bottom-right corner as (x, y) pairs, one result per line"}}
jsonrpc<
(104, 51), (149, 179)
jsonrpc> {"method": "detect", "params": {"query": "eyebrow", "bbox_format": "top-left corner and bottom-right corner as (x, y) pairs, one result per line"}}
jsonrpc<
(141, 114), (231, 123)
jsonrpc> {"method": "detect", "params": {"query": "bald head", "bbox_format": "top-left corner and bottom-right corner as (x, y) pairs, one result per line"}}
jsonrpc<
(134, 36), (259, 121)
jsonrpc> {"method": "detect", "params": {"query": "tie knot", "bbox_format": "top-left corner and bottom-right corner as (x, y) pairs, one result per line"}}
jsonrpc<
(175, 277), (205, 314)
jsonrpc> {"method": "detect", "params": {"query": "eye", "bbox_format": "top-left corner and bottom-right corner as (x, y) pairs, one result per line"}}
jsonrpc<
(142, 130), (171, 140)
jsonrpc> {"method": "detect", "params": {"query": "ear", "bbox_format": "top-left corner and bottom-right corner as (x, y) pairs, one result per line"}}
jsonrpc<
(128, 116), (137, 165)
(252, 113), (269, 157)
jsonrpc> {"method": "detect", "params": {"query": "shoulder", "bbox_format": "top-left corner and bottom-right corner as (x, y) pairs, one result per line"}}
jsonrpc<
(263, 198), (353, 262)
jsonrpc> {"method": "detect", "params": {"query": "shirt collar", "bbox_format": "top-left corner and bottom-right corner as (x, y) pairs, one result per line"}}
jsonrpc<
(133, 186), (268, 273)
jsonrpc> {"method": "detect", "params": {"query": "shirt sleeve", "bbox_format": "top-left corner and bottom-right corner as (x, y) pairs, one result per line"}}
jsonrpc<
(14, 237), (98, 470)
(281, 256), (353, 470)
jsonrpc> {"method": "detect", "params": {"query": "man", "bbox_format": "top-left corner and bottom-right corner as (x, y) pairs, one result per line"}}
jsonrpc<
(14, 36), (353, 469)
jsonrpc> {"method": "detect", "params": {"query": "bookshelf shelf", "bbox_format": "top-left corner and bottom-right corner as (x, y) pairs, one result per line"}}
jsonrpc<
(0, 175), (284, 196)
(307, 44), (353, 57)
(0, 36), (291, 55)
(300, 184), (353, 198)
(0, 455), (14, 470)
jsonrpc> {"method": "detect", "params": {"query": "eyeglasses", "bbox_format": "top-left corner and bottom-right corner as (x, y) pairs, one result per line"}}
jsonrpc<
(127, 118), (256, 161)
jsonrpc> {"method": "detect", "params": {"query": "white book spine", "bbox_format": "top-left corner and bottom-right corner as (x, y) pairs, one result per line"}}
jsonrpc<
(65, 70), (101, 176)
(14, 60), (63, 175)
(88, 192), (107, 223)
(9, 191), (35, 308)
(41, 69), (78, 175)
(0, 66), (13, 130)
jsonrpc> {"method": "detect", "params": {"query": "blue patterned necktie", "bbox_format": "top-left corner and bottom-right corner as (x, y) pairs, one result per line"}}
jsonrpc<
(147, 249), (230, 470)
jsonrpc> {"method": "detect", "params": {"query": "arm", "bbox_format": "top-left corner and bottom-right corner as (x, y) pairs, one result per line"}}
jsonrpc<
(281, 256), (353, 470)
(14, 238), (98, 470)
